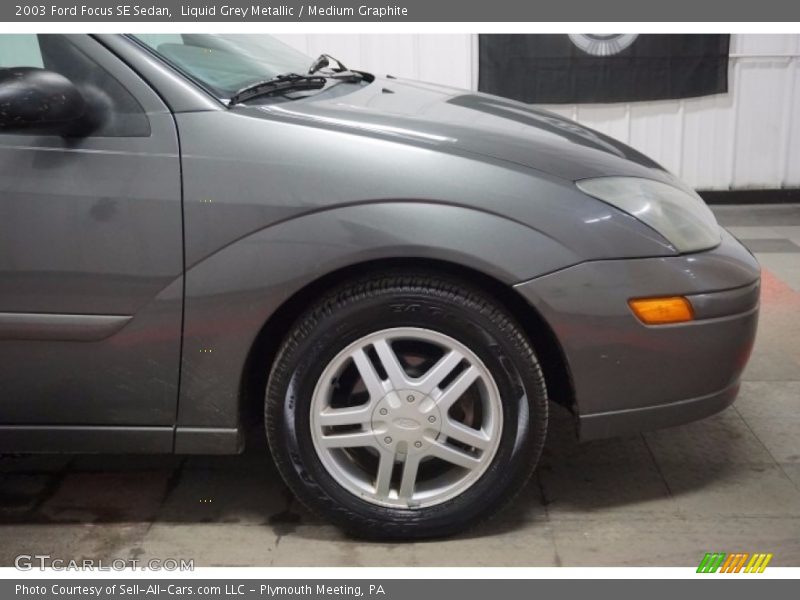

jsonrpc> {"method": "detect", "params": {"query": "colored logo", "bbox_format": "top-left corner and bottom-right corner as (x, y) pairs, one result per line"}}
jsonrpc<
(697, 552), (773, 573)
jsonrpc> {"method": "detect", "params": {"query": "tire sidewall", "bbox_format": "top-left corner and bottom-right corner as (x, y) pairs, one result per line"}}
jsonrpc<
(267, 283), (546, 537)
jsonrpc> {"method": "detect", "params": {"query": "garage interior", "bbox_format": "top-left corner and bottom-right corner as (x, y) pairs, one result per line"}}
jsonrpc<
(1, 33), (799, 566)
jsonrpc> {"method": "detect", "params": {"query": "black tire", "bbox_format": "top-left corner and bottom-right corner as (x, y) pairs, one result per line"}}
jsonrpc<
(265, 271), (548, 539)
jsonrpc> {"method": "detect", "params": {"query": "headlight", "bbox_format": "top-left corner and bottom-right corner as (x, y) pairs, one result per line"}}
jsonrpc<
(576, 176), (721, 253)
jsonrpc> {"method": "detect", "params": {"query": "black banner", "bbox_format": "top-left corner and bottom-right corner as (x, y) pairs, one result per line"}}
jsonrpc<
(479, 34), (730, 104)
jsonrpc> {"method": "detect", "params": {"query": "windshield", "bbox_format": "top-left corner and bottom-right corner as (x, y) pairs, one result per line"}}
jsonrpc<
(131, 34), (314, 99)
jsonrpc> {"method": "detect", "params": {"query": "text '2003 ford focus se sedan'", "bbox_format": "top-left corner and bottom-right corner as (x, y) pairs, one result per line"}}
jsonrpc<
(0, 34), (759, 538)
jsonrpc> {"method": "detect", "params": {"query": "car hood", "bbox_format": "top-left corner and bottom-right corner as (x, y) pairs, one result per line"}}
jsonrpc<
(251, 77), (677, 184)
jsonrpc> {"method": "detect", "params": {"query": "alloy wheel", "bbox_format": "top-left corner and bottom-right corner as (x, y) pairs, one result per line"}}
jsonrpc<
(310, 327), (503, 508)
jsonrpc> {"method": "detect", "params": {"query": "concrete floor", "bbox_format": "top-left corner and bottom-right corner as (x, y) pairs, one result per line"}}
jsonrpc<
(1, 204), (799, 567)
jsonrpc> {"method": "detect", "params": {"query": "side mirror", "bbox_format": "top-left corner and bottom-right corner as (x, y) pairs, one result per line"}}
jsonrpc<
(0, 67), (89, 136)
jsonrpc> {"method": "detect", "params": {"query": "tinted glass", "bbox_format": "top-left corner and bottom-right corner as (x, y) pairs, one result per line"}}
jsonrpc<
(132, 34), (312, 99)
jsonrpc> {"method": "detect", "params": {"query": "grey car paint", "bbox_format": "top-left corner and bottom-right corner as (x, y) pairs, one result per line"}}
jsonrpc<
(516, 229), (759, 439)
(0, 35), (183, 442)
(0, 34), (759, 454)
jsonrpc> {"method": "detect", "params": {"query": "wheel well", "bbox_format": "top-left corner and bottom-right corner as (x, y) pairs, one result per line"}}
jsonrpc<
(238, 258), (576, 430)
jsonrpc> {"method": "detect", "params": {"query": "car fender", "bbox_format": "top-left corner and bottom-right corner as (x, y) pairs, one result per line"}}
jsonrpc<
(175, 201), (580, 448)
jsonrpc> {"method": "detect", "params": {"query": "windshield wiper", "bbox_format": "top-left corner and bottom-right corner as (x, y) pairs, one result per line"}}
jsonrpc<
(229, 73), (327, 105)
(308, 54), (364, 83)
(309, 53), (345, 75)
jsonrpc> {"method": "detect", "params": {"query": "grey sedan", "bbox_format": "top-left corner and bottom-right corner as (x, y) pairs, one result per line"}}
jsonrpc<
(0, 34), (760, 538)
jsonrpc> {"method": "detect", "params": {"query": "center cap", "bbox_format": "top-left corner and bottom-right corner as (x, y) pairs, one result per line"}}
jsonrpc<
(371, 389), (442, 454)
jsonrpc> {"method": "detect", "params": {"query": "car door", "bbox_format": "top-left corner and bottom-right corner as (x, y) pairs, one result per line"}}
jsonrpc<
(0, 34), (183, 451)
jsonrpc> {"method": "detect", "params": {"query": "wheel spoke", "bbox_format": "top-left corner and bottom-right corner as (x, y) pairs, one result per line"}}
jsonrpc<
(398, 454), (421, 499)
(350, 347), (386, 401)
(428, 441), (482, 470)
(434, 365), (480, 411)
(416, 349), (464, 394)
(441, 420), (491, 451)
(373, 338), (409, 389)
(374, 449), (395, 497)
(317, 405), (372, 428)
(311, 326), (504, 509)
(318, 429), (376, 449)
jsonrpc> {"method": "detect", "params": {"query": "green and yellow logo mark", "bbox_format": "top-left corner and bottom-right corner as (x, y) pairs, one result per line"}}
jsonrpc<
(697, 552), (773, 573)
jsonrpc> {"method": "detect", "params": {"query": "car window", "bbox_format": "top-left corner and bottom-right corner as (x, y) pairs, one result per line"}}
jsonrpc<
(132, 34), (313, 99)
(0, 34), (150, 137)
(0, 35), (44, 68)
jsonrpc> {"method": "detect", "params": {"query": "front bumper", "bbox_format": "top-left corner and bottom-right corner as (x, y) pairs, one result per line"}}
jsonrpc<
(514, 229), (760, 440)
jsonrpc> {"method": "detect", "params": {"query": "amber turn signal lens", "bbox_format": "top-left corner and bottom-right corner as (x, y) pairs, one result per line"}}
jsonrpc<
(628, 296), (694, 325)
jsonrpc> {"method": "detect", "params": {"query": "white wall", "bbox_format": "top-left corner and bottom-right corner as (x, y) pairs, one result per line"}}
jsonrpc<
(275, 34), (800, 191)
(273, 33), (474, 89)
